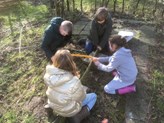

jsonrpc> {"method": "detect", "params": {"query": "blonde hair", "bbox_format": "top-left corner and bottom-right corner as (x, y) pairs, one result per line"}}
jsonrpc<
(52, 49), (79, 76)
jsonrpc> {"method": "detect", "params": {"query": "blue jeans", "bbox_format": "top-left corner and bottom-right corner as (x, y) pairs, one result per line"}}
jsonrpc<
(85, 39), (109, 54)
(84, 40), (94, 54)
(82, 93), (97, 111)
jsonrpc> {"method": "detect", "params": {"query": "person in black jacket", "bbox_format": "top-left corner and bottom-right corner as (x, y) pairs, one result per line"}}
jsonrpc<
(85, 7), (112, 54)
(41, 17), (73, 61)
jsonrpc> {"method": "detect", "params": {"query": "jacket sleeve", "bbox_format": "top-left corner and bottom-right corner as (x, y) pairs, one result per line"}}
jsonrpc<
(97, 55), (119, 72)
(98, 56), (111, 63)
(41, 29), (54, 60)
(99, 17), (112, 48)
(89, 20), (99, 45)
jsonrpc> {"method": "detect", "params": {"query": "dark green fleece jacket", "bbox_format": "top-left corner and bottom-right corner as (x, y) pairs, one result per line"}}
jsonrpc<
(41, 17), (72, 60)
(88, 14), (112, 48)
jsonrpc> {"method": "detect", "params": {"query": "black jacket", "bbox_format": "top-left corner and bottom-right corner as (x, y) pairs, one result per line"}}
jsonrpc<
(41, 17), (72, 60)
(88, 14), (112, 48)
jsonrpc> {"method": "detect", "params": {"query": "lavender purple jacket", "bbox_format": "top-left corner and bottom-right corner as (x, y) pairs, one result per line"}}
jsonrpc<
(97, 47), (138, 84)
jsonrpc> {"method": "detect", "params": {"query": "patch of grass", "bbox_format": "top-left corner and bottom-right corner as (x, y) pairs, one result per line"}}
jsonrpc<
(21, 114), (36, 123)
(0, 1), (49, 45)
(0, 37), (47, 122)
(0, 110), (17, 123)
(149, 69), (164, 122)
(0, 109), (39, 123)
(147, 29), (164, 122)
(0, 1), (49, 23)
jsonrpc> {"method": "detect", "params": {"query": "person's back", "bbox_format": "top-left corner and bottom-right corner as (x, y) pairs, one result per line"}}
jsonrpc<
(44, 64), (85, 117)
(112, 47), (138, 83)
(41, 17), (73, 61)
(44, 50), (97, 122)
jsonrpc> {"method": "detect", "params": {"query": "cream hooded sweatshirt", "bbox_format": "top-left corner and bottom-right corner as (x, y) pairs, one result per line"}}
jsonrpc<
(44, 65), (86, 117)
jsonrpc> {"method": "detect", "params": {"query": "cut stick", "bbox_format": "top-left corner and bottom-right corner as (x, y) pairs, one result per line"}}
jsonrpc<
(71, 54), (93, 58)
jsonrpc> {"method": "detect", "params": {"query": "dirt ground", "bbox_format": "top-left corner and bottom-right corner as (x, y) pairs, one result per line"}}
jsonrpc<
(1, 12), (163, 123)
(75, 58), (126, 123)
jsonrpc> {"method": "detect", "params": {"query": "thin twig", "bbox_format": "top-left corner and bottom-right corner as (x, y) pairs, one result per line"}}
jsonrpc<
(80, 50), (99, 82)
(19, 25), (24, 54)
(146, 96), (154, 123)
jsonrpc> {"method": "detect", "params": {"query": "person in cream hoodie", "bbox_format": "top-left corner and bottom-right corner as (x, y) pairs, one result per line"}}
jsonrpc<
(44, 49), (97, 123)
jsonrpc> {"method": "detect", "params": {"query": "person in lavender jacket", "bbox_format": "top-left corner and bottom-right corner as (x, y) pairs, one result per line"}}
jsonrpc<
(92, 35), (138, 94)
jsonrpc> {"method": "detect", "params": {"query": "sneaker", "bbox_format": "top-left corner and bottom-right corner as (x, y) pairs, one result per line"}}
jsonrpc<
(44, 104), (50, 108)
(89, 51), (96, 57)
(82, 58), (91, 63)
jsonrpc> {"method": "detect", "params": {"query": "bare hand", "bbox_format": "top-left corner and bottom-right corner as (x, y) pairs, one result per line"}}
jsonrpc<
(92, 57), (100, 66)
(92, 57), (99, 62)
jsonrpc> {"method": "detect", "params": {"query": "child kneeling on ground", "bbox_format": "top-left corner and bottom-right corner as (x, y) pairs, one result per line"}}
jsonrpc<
(92, 35), (138, 94)
(44, 49), (97, 123)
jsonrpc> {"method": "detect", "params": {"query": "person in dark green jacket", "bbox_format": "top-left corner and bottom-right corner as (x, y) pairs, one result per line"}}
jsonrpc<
(41, 17), (73, 61)
(85, 7), (112, 54)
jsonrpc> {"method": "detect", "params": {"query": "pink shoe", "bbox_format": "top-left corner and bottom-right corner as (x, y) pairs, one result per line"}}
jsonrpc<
(117, 85), (136, 95)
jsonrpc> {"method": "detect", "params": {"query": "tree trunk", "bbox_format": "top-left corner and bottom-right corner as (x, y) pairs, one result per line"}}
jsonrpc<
(105, 0), (110, 7)
(66, 0), (70, 11)
(54, 0), (61, 16)
(162, 8), (164, 18)
(80, 0), (83, 12)
(72, 0), (75, 11)
(95, 0), (97, 11)
(153, 0), (158, 17)
(101, 0), (105, 6)
(49, 0), (54, 8)
(113, 0), (117, 14)
(133, 0), (141, 15)
(122, 0), (125, 13)
(142, 0), (146, 17)
(54, 0), (57, 15)
(61, 0), (64, 17)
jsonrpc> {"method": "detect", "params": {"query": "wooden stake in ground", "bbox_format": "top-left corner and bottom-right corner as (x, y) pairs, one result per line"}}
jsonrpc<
(80, 50), (99, 82)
